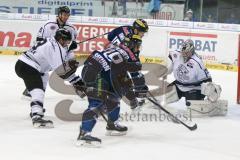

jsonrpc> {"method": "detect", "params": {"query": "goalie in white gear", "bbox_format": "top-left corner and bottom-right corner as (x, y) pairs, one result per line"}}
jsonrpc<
(166, 39), (227, 117)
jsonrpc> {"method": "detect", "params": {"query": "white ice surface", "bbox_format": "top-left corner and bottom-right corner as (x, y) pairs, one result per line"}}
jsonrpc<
(0, 55), (240, 160)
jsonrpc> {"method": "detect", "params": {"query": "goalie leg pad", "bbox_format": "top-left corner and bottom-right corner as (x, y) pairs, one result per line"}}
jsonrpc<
(187, 99), (228, 117)
(165, 85), (179, 104)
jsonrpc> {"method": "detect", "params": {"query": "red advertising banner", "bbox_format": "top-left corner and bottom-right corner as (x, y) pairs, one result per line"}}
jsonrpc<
(74, 24), (116, 55)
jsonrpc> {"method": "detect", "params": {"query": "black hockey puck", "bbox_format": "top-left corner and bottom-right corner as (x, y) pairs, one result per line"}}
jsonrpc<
(186, 101), (191, 106)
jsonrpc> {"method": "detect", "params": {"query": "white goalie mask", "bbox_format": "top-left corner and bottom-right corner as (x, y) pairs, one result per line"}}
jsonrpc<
(180, 39), (195, 62)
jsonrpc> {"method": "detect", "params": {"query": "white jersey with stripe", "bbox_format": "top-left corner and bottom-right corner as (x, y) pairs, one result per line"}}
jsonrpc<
(169, 50), (211, 92)
(19, 38), (75, 74)
(37, 19), (77, 41)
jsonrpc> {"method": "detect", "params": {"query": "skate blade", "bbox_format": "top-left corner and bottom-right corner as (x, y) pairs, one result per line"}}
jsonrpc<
(75, 140), (101, 148)
(105, 130), (127, 136)
(33, 122), (54, 128)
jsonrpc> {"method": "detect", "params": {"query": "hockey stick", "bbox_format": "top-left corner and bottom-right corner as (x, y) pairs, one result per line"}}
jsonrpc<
(77, 32), (110, 44)
(147, 92), (197, 131)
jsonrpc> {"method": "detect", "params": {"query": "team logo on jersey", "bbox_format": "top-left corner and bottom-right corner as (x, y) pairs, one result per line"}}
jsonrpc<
(50, 26), (56, 30)
(176, 64), (190, 81)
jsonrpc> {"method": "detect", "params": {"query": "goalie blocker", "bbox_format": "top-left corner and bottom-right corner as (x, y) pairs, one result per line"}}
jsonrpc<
(165, 82), (228, 117)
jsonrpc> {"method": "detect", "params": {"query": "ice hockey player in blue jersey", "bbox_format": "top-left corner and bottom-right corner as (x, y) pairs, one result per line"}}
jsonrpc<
(75, 35), (144, 147)
(107, 19), (149, 106)
(108, 19), (148, 45)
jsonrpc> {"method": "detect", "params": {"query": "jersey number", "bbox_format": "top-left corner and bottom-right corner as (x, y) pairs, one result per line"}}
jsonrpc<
(103, 51), (123, 64)
(29, 39), (47, 54)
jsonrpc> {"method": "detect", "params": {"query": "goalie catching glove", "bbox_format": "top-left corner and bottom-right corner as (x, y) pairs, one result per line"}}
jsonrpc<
(201, 82), (221, 102)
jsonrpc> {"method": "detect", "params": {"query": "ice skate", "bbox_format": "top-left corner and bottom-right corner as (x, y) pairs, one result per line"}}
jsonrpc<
(76, 129), (101, 147)
(32, 115), (54, 128)
(106, 121), (128, 136)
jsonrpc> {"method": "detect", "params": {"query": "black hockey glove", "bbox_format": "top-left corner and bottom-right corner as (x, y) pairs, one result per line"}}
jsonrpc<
(72, 78), (86, 98)
(73, 78), (85, 92)
(135, 85), (149, 98)
(68, 41), (78, 52)
(56, 59), (79, 80)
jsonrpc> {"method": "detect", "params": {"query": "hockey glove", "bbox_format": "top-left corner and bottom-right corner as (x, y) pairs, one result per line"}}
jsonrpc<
(135, 85), (149, 98)
(56, 59), (79, 80)
(72, 78), (86, 98)
(68, 41), (78, 52)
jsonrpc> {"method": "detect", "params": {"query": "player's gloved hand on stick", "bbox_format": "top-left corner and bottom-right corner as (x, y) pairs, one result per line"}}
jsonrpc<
(73, 78), (85, 92)
(72, 78), (86, 98)
(135, 85), (149, 98)
(68, 41), (78, 52)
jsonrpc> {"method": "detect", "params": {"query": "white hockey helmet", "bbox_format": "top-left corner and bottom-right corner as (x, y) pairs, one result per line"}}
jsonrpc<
(180, 39), (195, 62)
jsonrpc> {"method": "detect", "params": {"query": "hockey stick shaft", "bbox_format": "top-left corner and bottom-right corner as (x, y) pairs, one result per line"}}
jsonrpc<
(147, 92), (197, 131)
(77, 32), (110, 44)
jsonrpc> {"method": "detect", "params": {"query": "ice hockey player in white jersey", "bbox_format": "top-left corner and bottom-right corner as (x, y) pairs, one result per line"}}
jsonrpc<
(22, 6), (78, 98)
(15, 28), (84, 128)
(37, 6), (77, 43)
(166, 39), (227, 117)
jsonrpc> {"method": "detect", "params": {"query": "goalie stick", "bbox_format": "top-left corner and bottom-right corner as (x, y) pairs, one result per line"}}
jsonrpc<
(147, 92), (198, 131)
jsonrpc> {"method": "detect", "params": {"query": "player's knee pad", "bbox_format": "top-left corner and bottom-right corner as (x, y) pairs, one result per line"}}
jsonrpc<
(84, 98), (104, 119)
(82, 108), (99, 121)
(165, 85), (179, 104)
(186, 99), (228, 117)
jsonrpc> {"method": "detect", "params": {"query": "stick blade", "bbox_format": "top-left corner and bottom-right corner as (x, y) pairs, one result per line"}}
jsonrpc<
(188, 123), (197, 131)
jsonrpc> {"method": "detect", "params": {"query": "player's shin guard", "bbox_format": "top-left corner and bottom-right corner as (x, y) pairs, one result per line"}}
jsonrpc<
(30, 89), (53, 128)
(81, 106), (100, 132)
(77, 108), (101, 147)
(30, 88), (45, 117)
